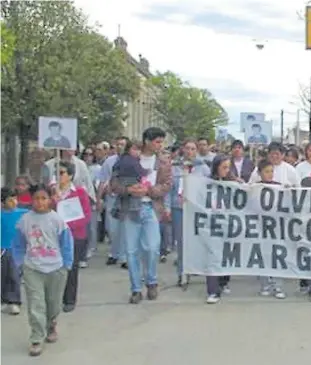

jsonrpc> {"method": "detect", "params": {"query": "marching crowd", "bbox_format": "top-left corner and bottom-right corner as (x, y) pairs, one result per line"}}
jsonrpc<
(2, 126), (311, 356)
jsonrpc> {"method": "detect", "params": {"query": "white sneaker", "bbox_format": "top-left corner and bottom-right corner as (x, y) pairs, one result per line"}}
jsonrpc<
(206, 294), (220, 304)
(274, 289), (286, 299)
(79, 261), (88, 269)
(222, 285), (231, 294)
(260, 286), (272, 296)
(10, 304), (20, 315)
(1, 304), (8, 313)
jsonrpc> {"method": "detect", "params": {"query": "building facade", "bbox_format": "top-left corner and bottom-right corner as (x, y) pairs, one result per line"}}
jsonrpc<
(114, 37), (173, 143)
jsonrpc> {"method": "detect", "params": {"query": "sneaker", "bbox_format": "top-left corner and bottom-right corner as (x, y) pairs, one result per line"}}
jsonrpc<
(260, 287), (271, 296)
(79, 261), (88, 269)
(222, 285), (231, 294)
(120, 262), (128, 270)
(206, 294), (220, 304)
(46, 320), (58, 343)
(129, 292), (143, 304)
(160, 255), (167, 263)
(1, 304), (8, 313)
(106, 257), (117, 265)
(274, 289), (286, 299)
(29, 343), (43, 357)
(146, 284), (158, 300)
(63, 304), (75, 313)
(299, 286), (309, 295)
(9, 304), (20, 315)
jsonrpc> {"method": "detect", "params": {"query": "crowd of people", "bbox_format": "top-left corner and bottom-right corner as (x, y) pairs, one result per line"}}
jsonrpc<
(1, 126), (311, 357)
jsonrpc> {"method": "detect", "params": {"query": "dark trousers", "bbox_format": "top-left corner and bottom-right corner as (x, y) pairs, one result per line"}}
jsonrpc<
(1, 249), (21, 305)
(160, 222), (172, 256)
(98, 209), (107, 242)
(63, 240), (86, 306)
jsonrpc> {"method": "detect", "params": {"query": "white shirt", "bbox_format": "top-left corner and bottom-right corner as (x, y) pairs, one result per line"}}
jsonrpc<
(234, 158), (244, 178)
(140, 154), (157, 202)
(296, 160), (311, 181)
(249, 161), (300, 186)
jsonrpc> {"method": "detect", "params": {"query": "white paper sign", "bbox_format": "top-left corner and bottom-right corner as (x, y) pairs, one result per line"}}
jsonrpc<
(57, 197), (85, 223)
(38, 116), (77, 150)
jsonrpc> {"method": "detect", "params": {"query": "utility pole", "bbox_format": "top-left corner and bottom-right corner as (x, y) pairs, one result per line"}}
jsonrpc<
(296, 109), (301, 145)
(280, 109), (284, 144)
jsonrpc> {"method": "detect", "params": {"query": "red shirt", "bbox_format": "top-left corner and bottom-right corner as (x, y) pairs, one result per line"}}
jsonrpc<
(17, 192), (32, 207)
(52, 185), (91, 240)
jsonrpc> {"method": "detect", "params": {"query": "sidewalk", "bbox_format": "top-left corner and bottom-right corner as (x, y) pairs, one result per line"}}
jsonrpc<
(1, 245), (310, 365)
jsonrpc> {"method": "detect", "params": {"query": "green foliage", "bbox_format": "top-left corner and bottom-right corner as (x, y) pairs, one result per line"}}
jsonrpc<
(1, 0), (140, 143)
(149, 71), (228, 141)
(1, 21), (15, 66)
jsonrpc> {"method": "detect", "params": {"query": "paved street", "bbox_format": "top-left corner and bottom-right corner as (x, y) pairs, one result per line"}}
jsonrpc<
(2, 244), (310, 365)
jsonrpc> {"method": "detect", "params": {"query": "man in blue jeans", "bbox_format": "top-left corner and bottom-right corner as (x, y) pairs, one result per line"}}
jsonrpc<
(112, 127), (172, 304)
(97, 137), (129, 269)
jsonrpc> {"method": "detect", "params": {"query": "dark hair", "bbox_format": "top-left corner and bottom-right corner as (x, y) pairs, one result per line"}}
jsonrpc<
(197, 137), (210, 144)
(268, 142), (284, 154)
(142, 127), (166, 144)
(1, 187), (17, 203)
(231, 140), (244, 150)
(80, 147), (96, 164)
(15, 174), (32, 186)
(29, 184), (53, 197)
(115, 136), (130, 142)
(210, 154), (231, 179)
(59, 161), (75, 179)
(246, 115), (256, 120)
(124, 139), (143, 154)
(183, 138), (197, 147)
(285, 147), (299, 160)
(251, 123), (261, 130)
(257, 149), (267, 159)
(257, 159), (272, 172)
(48, 121), (61, 129)
(304, 143), (311, 158)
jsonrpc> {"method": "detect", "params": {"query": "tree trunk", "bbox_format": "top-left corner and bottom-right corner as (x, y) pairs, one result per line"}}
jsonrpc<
(19, 123), (30, 174)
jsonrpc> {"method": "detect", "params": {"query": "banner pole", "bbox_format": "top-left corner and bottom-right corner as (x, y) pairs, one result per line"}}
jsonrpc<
(56, 149), (61, 190)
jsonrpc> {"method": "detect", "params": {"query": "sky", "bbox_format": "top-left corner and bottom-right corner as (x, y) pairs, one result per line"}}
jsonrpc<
(75, 0), (311, 139)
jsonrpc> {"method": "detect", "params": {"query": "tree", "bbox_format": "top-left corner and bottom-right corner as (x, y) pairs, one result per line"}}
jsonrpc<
(149, 71), (228, 141)
(299, 80), (311, 116)
(1, 21), (15, 66)
(1, 0), (140, 171)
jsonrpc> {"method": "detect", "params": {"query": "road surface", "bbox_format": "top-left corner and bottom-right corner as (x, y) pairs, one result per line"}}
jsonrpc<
(2, 245), (310, 365)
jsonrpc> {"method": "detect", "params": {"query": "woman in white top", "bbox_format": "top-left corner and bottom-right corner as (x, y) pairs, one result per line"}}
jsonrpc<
(249, 142), (300, 299)
(295, 143), (311, 293)
(296, 143), (311, 183)
(80, 148), (101, 265)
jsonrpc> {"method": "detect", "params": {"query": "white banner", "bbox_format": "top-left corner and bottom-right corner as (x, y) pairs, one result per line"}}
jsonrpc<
(183, 176), (311, 279)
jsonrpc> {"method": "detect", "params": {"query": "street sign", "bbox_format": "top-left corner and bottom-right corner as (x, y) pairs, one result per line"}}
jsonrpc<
(307, 6), (311, 50)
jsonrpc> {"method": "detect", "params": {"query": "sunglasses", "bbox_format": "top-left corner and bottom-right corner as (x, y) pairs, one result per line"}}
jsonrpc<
(59, 170), (67, 175)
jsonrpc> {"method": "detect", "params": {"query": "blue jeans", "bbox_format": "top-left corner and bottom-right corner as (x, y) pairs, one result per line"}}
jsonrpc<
(172, 208), (183, 276)
(123, 203), (160, 293)
(105, 195), (126, 262)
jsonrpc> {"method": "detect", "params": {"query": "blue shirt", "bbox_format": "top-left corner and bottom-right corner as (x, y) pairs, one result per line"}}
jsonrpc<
(98, 154), (119, 183)
(1, 208), (28, 249)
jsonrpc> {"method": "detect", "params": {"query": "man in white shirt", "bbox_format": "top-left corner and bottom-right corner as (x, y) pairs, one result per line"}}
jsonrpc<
(197, 137), (216, 166)
(249, 142), (300, 299)
(41, 150), (96, 202)
(96, 137), (129, 268)
(249, 142), (300, 187)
